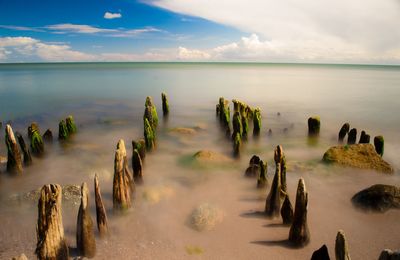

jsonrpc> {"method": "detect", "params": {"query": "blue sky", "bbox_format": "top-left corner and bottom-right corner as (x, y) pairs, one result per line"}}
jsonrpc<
(1, 0), (400, 63)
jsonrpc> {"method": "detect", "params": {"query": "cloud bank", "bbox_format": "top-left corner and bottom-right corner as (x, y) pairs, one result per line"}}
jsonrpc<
(104, 12), (122, 19)
(146, 0), (400, 64)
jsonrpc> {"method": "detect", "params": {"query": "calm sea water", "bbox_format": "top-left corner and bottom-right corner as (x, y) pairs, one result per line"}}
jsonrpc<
(0, 62), (399, 259)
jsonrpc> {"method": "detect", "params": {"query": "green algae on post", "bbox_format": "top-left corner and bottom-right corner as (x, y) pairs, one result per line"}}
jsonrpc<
(66, 115), (77, 134)
(144, 96), (158, 130)
(144, 118), (155, 151)
(232, 111), (243, 139)
(58, 120), (69, 140)
(233, 132), (241, 158)
(253, 108), (261, 137)
(307, 116), (320, 136)
(241, 113), (249, 140)
(161, 92), (169, 116)
(374, 135), (384, 156)
(132, 139), (146, 161)
(30, 128), (45, 156)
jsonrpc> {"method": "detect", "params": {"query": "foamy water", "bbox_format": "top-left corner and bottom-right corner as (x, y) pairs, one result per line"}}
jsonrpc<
(0, 63), (399, 259)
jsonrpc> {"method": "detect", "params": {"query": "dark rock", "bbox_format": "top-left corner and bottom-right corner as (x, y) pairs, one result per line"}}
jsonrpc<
(335, 230), (350, 260)
(36, 184), (69, 260)
(5, 124), (23, 174)
(308, 116), (320, 136)
(281, 194), (294, 225)
(351, 184), (400, 212)
(322, 144), (393, 174)
(374, 135), (384, 156)
(288, 178), (310, 247)
(359, 130), (370, 144)
(161, 92), (169, 116)
(311, 245), (330, 260)
(379, 249), (400, 260)
(347, 128), (357, 145)
(16, 132), (32, 166)
(338, 123), (350, 143)
(76, 182), (96, 258)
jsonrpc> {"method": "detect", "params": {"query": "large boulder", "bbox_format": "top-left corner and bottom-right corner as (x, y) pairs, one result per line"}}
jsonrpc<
(351, 184), (400, 212)
(322, 144), (393, 174)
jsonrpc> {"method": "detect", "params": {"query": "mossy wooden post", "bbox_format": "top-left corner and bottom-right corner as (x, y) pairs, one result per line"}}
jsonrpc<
(132, 149), (143, 184)
(253, 108), (261, 137)
(335, 230), (351, 260)
(219, 97), (226, 122)
(289, 178), (310, 247)
(58, 120), (69, 140)
(347, 128), (357, 144)
(66, 115), (77, 134)
(28, 122), (39, 139)
(265, 163), (282, 217)
(113, 140), (133, 211)
(5, 124), (23, 174)
(161, 92), (169, 116)
(16, 132), (32, 166)
(144, 96), (158, 130)
(132, 139), (146, 161)
(281, 194), (294, 225)
(241, 113), (249, 140)
(359, 130), (370, 144)
(233, 132), (241, 158)
(43, 129), (53, 143)
(76, 182), (96, 258)
(232, 111), (243, 140)
(36, 184), (69, 260)
(374, 136), (384, 156)
(30, 125), (44, 156)
(257, 160), (268, 189)
(94, 174), (108, 238)
(308, 116), (320, 137)
(144, 118), (155, 151)
(338, 123), (350, 143)
(274, 145), (287, 193)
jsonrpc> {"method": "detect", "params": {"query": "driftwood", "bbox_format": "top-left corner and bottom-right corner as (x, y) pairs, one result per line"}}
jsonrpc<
(113, 139), (134, 210)
(288, 178), (310, 247)
(36, 184), (69, 260)
(5, 125), (23, 174)
(76, 182), (96, 258)
(94, 174), (109, 237)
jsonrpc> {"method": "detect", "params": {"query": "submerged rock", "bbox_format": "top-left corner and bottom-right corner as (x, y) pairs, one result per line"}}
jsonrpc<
(308, 116), (320, 136)
(94, 174), (108, 238)
(36, 184), (69, 260)
(322, 144), (393, 174)
(374, 135), (385, 157)
(335, 230), (351, 260)
(189, 203), (224, 231)
(311, 245), (330, 260)
(351, 184), (400, 212)
(338, 123), (350, 143)
(169, 127), (197, 135)
(5, 124), (23, 174)
(288, 178), (310, 247)
(244, 155), (261, 178)
(161, 92), (169, 116)
(76, 182), (96, 258)
(142, 185), (175, 204)
(16, 132), (32, 166)
(379, 249), (400, 260)
(347, 128), (357, 145)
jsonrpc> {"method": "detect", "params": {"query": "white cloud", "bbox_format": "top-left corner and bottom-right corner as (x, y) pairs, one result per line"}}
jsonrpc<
(146, 0), (400, 63)
(104, 12), (122, 19)
(177, 47), (210, 60)
(0, 37), (39, 47)
(46, 23), (118, 34)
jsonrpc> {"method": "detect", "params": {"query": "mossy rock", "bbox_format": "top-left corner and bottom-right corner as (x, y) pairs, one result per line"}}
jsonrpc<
(352, 184), (400, 212)
(322, 144), (393, 174)
(179, 150), (234, 169)
(189, 203), (224, 231)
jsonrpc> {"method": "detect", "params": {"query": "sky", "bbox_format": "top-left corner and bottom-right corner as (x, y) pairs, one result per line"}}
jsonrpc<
(0, 0), (399, 64)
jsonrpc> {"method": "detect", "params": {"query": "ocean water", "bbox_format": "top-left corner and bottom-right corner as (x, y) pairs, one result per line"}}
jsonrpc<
(0, 62), (399, 259)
